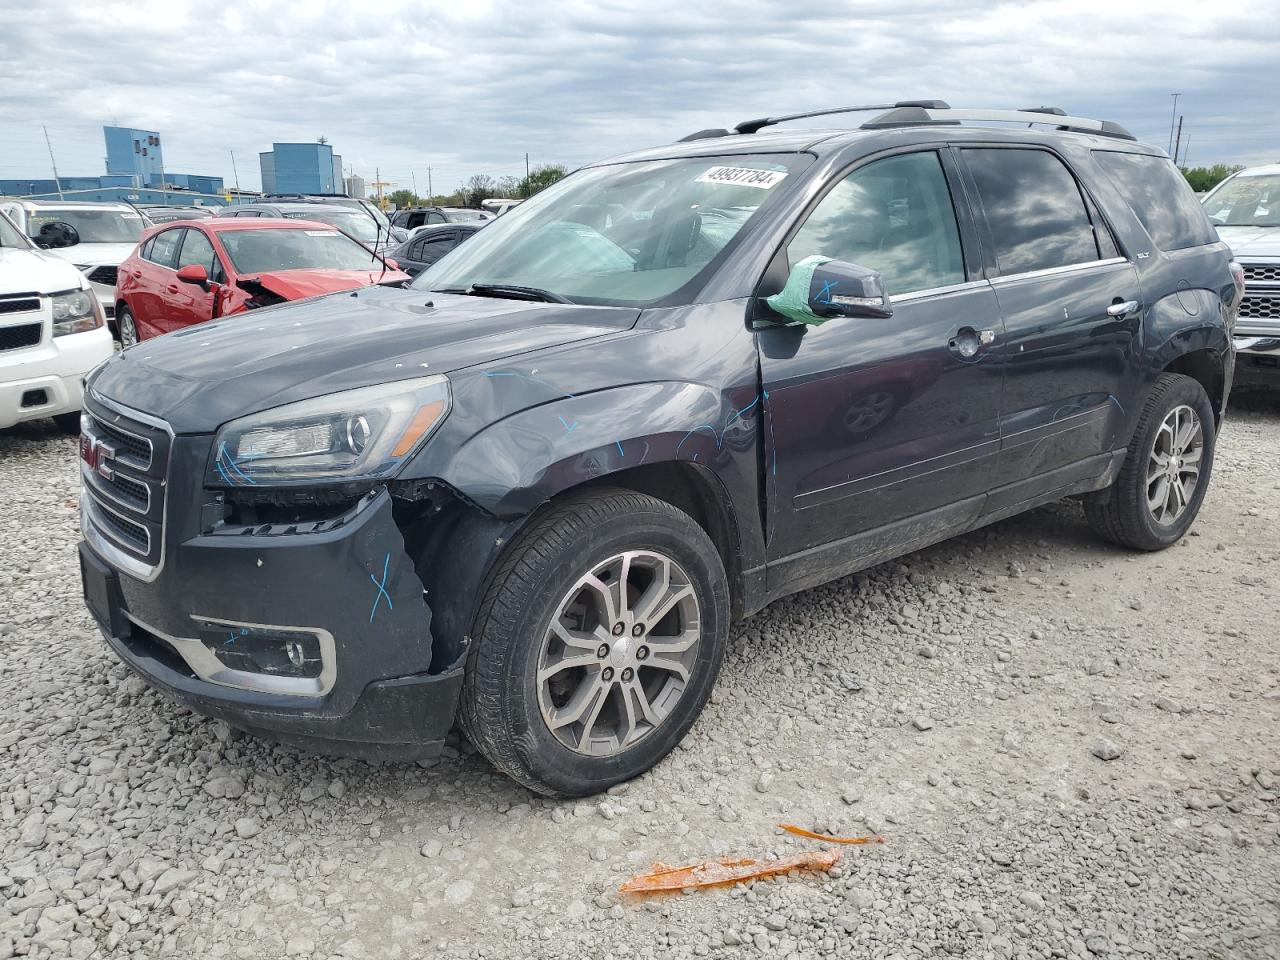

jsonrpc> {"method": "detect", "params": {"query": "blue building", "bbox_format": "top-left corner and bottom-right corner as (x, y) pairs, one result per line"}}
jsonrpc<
(0, 126), (224, 203)
(103, 126), (165, 186)
(259, 143), (344, 194)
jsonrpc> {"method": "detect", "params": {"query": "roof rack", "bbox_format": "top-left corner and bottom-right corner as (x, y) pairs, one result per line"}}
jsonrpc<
(861, 105), (1136, 140)
(679, 102), (1135, 143)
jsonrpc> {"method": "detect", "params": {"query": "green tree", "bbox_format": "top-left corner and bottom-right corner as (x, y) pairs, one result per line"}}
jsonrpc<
(387, 188), (419, 209)
(1180, 164), (1243, 194)
(465, 174), (497, 208)
(518, 163), (567, 198)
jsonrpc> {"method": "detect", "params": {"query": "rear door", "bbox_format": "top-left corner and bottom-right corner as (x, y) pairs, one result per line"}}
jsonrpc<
(130, 227), (183, 338)
(957, 146), (1142, 506)
(758, 149), (1004, 591)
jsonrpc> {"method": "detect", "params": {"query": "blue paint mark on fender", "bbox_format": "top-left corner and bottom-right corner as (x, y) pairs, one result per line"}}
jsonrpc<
(369, 553), (394, 624)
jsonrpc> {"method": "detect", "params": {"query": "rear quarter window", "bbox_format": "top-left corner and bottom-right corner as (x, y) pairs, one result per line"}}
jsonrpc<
(1093, 152), (1218, 252)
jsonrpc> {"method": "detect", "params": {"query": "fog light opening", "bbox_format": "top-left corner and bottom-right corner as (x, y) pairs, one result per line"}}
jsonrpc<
(194, 620), (326, 681)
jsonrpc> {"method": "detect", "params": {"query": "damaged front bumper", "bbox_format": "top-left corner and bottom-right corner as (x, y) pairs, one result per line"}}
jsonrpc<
(79, 456), (462, 761)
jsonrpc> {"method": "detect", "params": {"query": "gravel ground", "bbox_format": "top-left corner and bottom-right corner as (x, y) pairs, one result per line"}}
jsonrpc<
(2, 388), (1278, 960)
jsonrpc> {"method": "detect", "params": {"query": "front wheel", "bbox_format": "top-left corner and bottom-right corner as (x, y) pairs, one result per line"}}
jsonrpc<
(1085, 372), (1216, 550)
(459, 488), (730, 796)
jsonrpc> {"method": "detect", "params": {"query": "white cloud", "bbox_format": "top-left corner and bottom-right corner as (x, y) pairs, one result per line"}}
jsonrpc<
(0, 0), (1276, 192)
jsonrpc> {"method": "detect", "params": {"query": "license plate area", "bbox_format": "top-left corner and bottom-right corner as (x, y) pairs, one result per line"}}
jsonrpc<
(79, 543), (126, 637)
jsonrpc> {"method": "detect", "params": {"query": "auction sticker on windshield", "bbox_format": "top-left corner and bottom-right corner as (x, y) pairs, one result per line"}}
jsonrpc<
(695, 166), (787, 189)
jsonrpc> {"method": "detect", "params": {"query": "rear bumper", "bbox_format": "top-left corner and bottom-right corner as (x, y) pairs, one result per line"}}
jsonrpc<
(79, 480), (462, 761)
(1234, 335), (1280, 384)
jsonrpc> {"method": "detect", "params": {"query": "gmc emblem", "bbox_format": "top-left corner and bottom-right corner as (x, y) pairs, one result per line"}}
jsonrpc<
(80, 432), (118, 481)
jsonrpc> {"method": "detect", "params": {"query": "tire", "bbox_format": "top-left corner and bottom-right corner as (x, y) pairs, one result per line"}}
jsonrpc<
(52, 412), (81, 435)
(459, 487), (730, 797)
(1085, 373), (1216, 550)
(117, 306), (138, 349)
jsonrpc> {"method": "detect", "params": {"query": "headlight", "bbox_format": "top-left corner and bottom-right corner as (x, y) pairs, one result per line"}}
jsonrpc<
(207, 375), (450, 487)
(51, 288), (103, 337)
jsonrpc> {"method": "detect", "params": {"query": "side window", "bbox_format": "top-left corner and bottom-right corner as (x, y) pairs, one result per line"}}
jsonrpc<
(426, 212), (446, 224)
(139, 237), (154, 261)
(407, 212), (426, 229)
(1093, 151), (1219, 251)
(408, 238), (427, 260)
(420, 236), (456, 262)
(146, 229), (183, 269)
(787, 151), (965, 296)
(962, 148), (1101, 275)
(176, 228), (221, 278)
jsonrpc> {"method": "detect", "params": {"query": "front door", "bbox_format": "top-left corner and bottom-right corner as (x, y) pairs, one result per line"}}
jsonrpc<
(956, 146), (1143, 502)
(166, 228), (222, 332)
(758, 149), (1004, 596)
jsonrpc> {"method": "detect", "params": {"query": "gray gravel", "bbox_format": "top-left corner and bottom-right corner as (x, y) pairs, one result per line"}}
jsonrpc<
(2, 388), (1279, 960)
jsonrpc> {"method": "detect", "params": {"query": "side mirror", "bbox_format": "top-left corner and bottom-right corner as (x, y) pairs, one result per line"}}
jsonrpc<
(766, 256), (893, 325)
(176, 264), (209, 289)
(36, 221), (80, 249)
(383, 258), (400, 272)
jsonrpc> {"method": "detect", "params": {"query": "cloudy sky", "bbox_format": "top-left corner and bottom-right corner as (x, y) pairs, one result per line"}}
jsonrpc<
(1, 0), (1276, 195)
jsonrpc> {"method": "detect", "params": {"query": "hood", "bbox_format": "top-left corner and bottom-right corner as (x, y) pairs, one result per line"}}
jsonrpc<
(0, 246), (89, 295)
(44, 242), (138, 268)
(90, 285), (640, 433)
(1214, 226), (1280, 259)
(240, 268), (412, 302)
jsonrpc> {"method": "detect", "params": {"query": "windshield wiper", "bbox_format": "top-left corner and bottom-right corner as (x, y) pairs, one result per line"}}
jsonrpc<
(465, 283), (575, 304)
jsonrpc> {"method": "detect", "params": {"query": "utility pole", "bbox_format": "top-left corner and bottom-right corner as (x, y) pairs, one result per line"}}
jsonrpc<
(42, 126), (64, 199)
(411, 170), (418, 199)
(1167, 93), (1180, 155)
(1173, 115), (1184, 166)
(1180, 135), (1191, 169)
(427, 166), (432, 201)
(525, 152), (530, 181)
(230, 150), (242, 197)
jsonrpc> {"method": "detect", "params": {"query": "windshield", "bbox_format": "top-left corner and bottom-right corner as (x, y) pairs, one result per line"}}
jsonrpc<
(282, 209), (380, 245)
(412, 154), (808, 305)
(27, 208), (145, 243)
(219, 228), (382, 273)
(0, 213), (31, 249)
(1203, 175), (1280, 227)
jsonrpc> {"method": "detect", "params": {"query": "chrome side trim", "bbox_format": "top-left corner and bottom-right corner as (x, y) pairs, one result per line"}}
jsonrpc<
(89, 389), (174, 435)
(891, 278), (991, 305)
(121, 613), (337, 698)
(990, 257), (1129, 286)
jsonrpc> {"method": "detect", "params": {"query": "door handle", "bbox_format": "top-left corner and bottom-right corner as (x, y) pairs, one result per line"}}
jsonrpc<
(1107, 299), (1140, 318)
(947, 327), (996, 358)
(167, 284), (179, 294)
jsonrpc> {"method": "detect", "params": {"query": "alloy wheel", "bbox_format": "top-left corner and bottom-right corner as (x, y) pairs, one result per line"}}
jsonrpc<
(120, 313), (138, 349)
(1146, 404), (1203, 525)
(536, 550), (701, 757)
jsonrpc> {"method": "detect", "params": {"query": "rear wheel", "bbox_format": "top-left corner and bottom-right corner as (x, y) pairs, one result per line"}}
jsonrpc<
(117, 306), (138, 349)
(459, 488), (730, 796)
(1085, 373), (1216, 550)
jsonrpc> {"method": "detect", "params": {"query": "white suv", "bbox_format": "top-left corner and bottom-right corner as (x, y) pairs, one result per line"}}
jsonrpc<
(0, 212), (113, 432)
(1202, 164), (1280, 384)
(0, 199), (149, 333)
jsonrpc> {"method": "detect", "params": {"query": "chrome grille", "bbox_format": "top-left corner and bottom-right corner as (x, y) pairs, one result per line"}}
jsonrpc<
(0, 294), (41, 315)
(0, 323), (42, 351)
(1243, 263), (1280, 285)
(1239, 295), (1280, 321)
(81, 396), (170, 571)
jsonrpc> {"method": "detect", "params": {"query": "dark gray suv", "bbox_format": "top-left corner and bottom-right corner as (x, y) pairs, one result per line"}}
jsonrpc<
(79, 102), (1242, 796)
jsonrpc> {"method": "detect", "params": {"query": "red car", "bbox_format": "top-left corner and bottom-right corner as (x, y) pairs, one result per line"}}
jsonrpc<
(114, 218), (410, 346)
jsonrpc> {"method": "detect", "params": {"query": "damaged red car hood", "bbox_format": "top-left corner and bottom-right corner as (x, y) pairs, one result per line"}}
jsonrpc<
(239, 267), (411, 300)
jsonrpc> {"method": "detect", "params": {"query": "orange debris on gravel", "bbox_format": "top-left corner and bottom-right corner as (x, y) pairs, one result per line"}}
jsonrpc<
(777, 823), (886, 845)
(619, 849), (842, 895)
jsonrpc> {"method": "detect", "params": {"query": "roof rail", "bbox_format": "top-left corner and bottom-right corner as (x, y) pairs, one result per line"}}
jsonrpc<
(733, 100), (951, 136)
(862, 105), (1136, 141)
